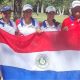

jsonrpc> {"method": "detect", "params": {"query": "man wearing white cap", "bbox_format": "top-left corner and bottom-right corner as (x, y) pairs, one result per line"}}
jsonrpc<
(16, 4), (40, 35)
(40, 6), (61, 31)
(0, 6), (16, 35)
(61, 0), (80, 31)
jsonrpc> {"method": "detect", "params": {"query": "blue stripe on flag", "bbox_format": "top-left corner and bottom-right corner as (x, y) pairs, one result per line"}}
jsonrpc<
(1, 66), (80, 80)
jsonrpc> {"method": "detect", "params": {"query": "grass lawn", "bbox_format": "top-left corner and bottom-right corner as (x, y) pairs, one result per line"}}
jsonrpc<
(33, 13), (68, 23)
(0, 13), (68, 23)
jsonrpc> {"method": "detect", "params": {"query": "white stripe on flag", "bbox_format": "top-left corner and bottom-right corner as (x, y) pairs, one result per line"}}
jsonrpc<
(0, 43), (80, 72)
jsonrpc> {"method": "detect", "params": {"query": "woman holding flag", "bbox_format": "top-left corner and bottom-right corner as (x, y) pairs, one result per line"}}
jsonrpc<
(0, 6), (16, 35)
(16, 4), (40, 35)
(40, 6), (61, 31)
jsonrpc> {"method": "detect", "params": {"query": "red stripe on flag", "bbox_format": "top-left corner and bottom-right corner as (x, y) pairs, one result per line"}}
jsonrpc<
(0, 29), (80, 53)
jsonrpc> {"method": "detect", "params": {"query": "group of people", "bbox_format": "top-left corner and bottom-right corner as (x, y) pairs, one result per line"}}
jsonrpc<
(0, 0), (80, 36)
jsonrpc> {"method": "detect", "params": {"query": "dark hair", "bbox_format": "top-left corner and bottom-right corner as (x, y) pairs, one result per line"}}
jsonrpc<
(53, 19), (60, 27)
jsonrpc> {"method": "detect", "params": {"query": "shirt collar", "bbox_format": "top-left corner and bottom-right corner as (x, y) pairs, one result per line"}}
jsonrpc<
(70, 16), (75, 21)
(0, 19), (13, 27)
(45, 21), (56, 28)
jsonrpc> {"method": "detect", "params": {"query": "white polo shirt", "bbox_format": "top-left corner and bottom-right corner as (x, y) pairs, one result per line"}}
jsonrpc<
(41, 21), (61, 31)
(17, 18), (39, 35)
(0, 19), (16, 35)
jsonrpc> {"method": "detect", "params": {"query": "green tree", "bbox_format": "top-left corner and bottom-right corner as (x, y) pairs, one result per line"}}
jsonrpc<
(40, 0), (55, 13)
(14, 0), (22, 20)
(0, 0), (4, 3)
(53, 0), (73, 15)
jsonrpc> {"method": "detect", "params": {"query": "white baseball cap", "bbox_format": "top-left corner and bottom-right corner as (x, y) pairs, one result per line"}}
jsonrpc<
(72, 0), (80, 8)
(46, 6), (56, 13)
(22, 4), (33, 11)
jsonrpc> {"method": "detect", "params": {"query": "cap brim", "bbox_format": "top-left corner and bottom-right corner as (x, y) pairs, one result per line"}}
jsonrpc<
(2, 10), (13, 12)
(22, 7), (33, 11)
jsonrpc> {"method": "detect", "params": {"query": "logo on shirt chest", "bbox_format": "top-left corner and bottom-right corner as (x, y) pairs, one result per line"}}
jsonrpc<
(71, 23), (74, 26)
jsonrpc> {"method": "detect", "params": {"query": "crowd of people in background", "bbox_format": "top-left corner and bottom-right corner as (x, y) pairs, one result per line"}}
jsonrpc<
(0, 0), (80, 35)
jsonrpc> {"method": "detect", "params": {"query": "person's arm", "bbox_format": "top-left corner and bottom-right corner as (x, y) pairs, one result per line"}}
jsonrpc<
(61, 20), (68, 31)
